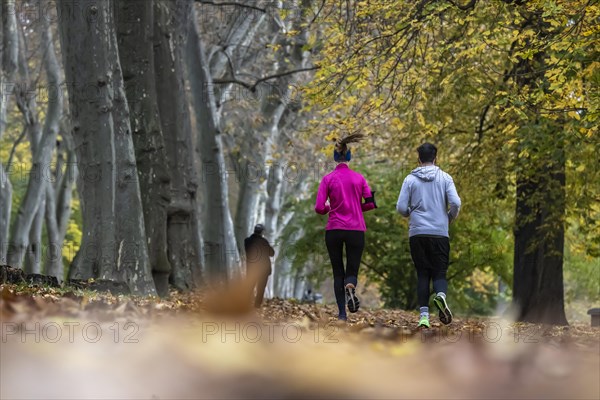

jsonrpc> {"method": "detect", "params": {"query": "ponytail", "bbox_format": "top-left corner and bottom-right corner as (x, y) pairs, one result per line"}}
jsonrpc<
(333, 133), (365, 160)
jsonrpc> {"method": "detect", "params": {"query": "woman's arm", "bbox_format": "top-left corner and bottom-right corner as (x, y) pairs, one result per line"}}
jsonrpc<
(314, 177), (330, 215)
(361, 178), (376, 212)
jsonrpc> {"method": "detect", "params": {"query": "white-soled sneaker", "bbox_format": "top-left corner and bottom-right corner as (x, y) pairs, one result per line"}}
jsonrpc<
(433, 294), (452, 325)
(345, 285), (360, 313)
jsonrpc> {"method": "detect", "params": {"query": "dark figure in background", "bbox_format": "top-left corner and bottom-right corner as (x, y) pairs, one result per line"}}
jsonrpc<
(302, 288), (323, 304)
(244, 224), (275, 308)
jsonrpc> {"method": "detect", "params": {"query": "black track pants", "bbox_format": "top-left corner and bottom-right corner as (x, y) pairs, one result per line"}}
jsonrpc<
(409, 235), (450, 308)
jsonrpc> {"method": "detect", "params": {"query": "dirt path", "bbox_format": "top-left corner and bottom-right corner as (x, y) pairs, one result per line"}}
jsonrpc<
(1, 285), (599, 399)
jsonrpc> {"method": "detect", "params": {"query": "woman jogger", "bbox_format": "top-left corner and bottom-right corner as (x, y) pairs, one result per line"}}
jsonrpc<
(315, 134), (377, 320)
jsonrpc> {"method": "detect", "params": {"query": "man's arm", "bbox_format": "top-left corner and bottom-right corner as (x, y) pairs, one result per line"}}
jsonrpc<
(446, 176), (461, 222)
(314, 176), (330, 215)
(396, 178), (411, 217)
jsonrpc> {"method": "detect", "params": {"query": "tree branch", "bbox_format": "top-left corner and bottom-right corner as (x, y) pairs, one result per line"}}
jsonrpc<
(6, 126), (28, 173)
(477, 104), (491, 142)
(446, 0), (478, 10)
(194, 0), (267, 13)
(308, 0), (327, 27)
(360, 260), (388, 280)
(214, 66), (319, 92)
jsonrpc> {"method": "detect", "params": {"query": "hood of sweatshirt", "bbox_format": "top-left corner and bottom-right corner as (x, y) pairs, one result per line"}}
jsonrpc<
(410, 166), (439, 182)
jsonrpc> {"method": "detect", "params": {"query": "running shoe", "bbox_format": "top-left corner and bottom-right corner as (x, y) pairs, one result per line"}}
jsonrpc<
(433, 294), (453, 325)
(345, 286), (360, 313)
(418, 315), (430, 328)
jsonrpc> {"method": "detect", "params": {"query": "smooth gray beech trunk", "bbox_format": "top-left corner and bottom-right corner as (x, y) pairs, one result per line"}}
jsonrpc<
(42, 145), (62, 278)
(7, 15), (62, 269)
(263, 153), (285, 297)
(58, 0), (155, 295)
(44, 178), (61, 277)
(116, 0), (175, 296)
(209, 5), (266, 112)
(34, 12), (66, 277)
(44, 134), (77, 280)
(275, 207), (301, 297)
(0, 159), (11, 266)
(274, 220), (301, 298)
(208, 5), (264, 81)
(54, 135), (77, 242)
(186, 4), (239, 282)
(235, 1), (309, 260)
(293, 271), (307, 299)
(240, 76), (290, 253)
(153, 0), (203, 290)
(0, 4), (18, 264)
(24, 198), (45, 274)
(192, 0), (266, 279)
(271, 164), (311, 298)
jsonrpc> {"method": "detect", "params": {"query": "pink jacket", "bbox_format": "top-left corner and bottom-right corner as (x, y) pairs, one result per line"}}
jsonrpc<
(314, 163), (375, 231)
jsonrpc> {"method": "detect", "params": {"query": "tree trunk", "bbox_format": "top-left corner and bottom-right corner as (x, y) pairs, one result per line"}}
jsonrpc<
(233, 2), (311, 289)
(44, 180), (61, 278)
(0, 166), (12, 265)
(116, 0), (174, 296)
(247, 147), (291, 299)
(42, 143), (64, 278)
(55, 133), (77, 246)
(275, 258), (293, 298)
(210, 4), (266, 119)
(509, 10), (568, 325)
(293, 269), (306, 300)
(209, 6), (267, 136)
(45, 134), (77, 279)
(0, 3), (19, 264)
(208, 4), (265, 80)
(24, 197), (45, 274)
(186, 4), (239, 283)
(274, 225), (298, 298)
(273, 210), (302, 298)
(232, 45), (286, 257)
(513, 124), (568, 325)
(263, 156), (286, 297)
(7, 15), (61, 268)
(233, 146), (262, 253)
(58, 0), (155, 295)
(153, 0), (203, 290)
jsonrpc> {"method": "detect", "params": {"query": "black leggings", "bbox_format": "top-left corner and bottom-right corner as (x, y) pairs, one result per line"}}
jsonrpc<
(409, 235), (449, 308)
(325, 230), (365, 315)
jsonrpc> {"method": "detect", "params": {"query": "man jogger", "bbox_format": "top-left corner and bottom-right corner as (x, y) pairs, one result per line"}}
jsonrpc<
(396, 143), (461, 328)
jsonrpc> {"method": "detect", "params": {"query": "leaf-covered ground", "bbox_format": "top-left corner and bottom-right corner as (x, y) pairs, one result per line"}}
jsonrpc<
(1, 283), (599, 399)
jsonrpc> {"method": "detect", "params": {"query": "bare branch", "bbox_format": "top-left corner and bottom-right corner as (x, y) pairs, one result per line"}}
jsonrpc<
(477, 104), (491, 142)
(214, 66), (319, 91)
(307, 0), (327, 27)
(6, 126), (28, 173)
(194, 0), (267, 13)
(213, 78), (254, 91)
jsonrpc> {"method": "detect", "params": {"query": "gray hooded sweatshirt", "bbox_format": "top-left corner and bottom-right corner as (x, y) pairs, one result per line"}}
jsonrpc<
(396, 166), (461, 237)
